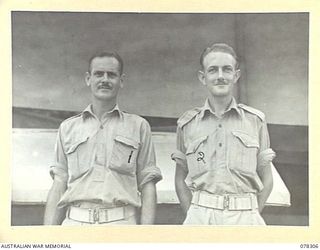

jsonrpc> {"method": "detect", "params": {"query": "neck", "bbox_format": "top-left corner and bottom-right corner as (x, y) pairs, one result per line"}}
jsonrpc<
(208, 95), (233, 117)
(91, 97), (117, 120)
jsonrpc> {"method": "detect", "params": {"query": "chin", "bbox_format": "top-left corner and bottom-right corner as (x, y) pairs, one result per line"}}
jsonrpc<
(94, 93), (116, 101)
(210, 91), (230, 97)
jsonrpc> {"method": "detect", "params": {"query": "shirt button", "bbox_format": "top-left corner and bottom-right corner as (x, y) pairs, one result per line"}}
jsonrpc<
(219, 143), (222, 147)
(100, 125), (104, 129)
(218, 124), (222, 128)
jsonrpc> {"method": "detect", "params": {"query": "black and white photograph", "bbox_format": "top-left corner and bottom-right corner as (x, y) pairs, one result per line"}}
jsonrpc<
(10, 11), (309, 228)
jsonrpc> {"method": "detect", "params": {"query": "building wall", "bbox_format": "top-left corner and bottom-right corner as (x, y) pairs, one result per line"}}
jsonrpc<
(12, 12), (308, 125)
(238, 13), (308, 126)
(12, 12), (237, 117)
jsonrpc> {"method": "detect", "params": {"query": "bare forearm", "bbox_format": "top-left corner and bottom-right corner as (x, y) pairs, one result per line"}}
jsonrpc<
(257, 166), (273, 213)
(43, 180), (67, 225)
(177, 184), (192, 215)
(175, 165), (192, 215)
(175, 178), (192, 215)
(257, 182), (273, 212)
(140, 181), (157, 224)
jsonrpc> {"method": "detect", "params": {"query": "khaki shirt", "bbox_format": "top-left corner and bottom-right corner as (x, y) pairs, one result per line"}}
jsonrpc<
(172, 98), (275, 195)
(50, 104), (162, 208)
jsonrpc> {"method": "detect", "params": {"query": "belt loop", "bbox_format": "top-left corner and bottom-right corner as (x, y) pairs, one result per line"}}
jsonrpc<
(67, 207), (71, 219)
(193, 191), (200, 205)
(104, 208), (108, 222)
(88, 208), (93, 223)
(123, 206), (127, 219)
(228, 196), (234, 210)
(250, 193), (255, 210)
(215, 195), (221, 209)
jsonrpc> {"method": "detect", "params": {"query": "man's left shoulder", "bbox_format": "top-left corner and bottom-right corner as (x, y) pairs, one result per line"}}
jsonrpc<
(238, 103), (265, 121)
(122, 111), (149, 126)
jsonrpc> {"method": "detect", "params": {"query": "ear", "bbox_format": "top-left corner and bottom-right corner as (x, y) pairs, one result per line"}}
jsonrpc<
(198, 70), (206, 85)
(119, 73), (125, 88)
(85, 72), (91, 87)
(234, 69), (241, 82)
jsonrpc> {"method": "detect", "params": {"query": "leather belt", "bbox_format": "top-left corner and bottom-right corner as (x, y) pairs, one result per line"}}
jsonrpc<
(192, 191), (258, 211)
(67, 205), (136, 224)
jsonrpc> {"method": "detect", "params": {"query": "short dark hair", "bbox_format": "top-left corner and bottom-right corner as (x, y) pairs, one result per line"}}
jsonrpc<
(88, 51), (124, 74)
(200, 43), (239, 70)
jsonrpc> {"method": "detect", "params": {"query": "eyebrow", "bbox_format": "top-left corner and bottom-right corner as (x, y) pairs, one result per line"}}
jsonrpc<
(223, 65), (234, 69)
(92, 70), (119, 74)
(207, 65), (234, 69)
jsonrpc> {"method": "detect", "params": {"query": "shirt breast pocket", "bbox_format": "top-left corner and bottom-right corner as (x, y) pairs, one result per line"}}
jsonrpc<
(65, 136), (90, 179)
(109, 135), (140, 176)
(230, 130), (259, 172)
(186, 135), (209, 177)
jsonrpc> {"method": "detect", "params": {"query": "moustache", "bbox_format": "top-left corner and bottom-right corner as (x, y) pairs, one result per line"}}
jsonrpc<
(214, 80), (228, 85)
(98, 82), (113, 89)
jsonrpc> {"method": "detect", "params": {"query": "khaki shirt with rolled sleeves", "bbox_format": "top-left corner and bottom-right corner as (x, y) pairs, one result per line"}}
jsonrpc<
(50, 104), (162, 208)
(172, 98), (275, 195)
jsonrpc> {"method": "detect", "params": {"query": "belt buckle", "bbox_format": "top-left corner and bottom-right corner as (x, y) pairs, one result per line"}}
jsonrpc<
(89, 208), (100, 224)
(223, 196), (229, 209)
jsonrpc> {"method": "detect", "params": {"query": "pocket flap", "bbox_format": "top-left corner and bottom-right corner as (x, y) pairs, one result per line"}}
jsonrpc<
(232, 130), (259, 148)
(114, 135), (139, 149)
(186, 135), (208, 155)
(65, 137), (89, 154)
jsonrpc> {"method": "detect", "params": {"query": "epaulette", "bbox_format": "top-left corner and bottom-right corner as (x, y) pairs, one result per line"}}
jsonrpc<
(62, 112), (82, 123)
(177, 107), (201, 128)
(238, 103), (265, 121)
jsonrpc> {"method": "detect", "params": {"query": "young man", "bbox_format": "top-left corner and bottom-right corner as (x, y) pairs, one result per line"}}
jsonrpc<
(172, 43), (275, 225)
(44, 52), (162, 225)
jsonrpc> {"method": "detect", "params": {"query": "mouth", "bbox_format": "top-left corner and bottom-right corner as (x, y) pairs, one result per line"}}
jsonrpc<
(214, 80), (229, 86)
(98, 84), (113, 90)
(214, 83), (228, 86)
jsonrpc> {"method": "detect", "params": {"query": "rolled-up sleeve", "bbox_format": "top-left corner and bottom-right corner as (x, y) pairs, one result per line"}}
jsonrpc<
(257, 121), (276, 170)
(136, 120), (162, 191)
(258, 148), (276, 169)
(171, 125), (188, 171)
(49, 127), (68, 183)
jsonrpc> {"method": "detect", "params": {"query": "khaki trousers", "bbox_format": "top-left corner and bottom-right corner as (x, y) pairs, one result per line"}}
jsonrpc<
(183, 204), (266, 225)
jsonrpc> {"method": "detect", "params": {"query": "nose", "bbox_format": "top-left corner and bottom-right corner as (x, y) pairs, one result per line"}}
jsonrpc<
(218, 68), (224, 79)
(102, 72), (109, 81)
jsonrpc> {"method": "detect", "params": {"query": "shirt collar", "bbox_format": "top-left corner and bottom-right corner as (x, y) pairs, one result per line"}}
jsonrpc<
(200, 97), (241, 119)
(82, 104), (123, 120)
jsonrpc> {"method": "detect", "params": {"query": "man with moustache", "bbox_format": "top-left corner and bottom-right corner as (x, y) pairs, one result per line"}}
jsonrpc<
(172, 43), (275, 225)
(44, 52), (162, 225)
